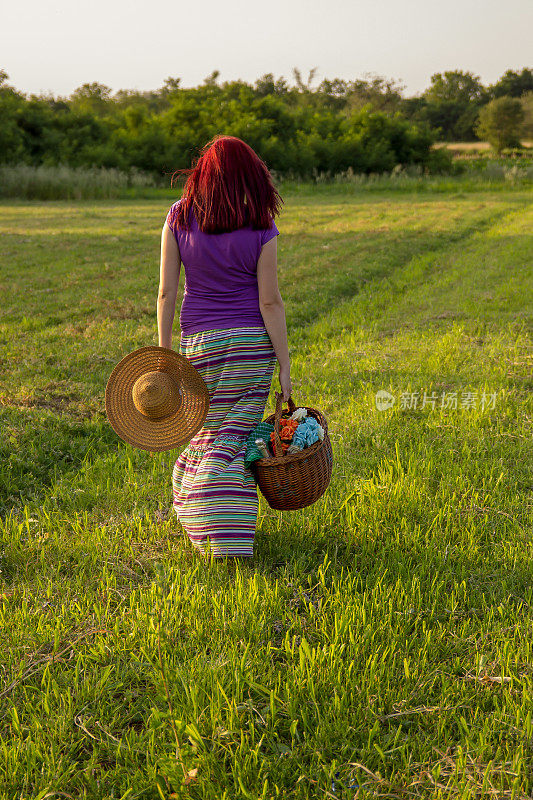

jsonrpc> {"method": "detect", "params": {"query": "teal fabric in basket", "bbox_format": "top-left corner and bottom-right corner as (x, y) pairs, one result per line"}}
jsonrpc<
(244, 421), (275, 469)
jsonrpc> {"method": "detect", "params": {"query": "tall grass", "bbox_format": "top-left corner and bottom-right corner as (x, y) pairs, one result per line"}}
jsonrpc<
(1, 158), (532, 202)
(0, 163), (157, 200)
(272, 161), (533, 193)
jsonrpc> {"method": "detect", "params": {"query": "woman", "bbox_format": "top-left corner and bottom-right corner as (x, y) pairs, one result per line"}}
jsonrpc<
(157, 135), (292, 562)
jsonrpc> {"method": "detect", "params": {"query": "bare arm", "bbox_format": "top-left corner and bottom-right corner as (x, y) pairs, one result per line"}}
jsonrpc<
(157, 222), (181, 349)
(257, 236), (290, 372)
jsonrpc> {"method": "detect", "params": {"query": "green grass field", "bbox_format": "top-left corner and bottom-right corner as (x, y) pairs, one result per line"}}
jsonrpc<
(1, 182), (532, 799)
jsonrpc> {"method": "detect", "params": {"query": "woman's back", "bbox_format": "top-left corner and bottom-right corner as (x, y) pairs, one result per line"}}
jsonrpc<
(164, 134), (291, 561)
(166, 199), (279, 335)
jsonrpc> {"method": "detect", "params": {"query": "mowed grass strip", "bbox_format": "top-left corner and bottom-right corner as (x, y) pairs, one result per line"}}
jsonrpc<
(0, 188), (532, 799)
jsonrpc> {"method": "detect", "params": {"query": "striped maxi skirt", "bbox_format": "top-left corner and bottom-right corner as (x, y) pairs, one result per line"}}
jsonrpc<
(172, 325), (277, 559)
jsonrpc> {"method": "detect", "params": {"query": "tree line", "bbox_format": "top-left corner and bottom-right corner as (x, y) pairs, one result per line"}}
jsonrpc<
(1, 67), (531, 179)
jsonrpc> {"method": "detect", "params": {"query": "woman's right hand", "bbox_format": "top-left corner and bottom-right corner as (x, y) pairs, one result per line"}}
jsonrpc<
(279, 364), (292, 403)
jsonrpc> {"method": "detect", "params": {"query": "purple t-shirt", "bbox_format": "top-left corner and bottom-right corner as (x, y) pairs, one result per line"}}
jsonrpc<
(165, 199), (280, 335)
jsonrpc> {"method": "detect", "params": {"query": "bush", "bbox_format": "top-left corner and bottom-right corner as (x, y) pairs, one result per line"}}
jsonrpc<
(475, 96), (525, 154)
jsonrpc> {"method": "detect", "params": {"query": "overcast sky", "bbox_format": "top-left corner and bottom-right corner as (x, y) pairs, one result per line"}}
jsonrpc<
(2, 0), (531, 98)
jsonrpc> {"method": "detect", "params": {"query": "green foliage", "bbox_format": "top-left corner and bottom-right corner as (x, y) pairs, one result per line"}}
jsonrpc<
(0, 69), (450, 179)
(1, 67), (531, 177)
(423, 70), (487, 105)
(409, 71), (489, 141)
(343, 73), (405, 115)
(475, 96), (526, 154)
(69, 81), (114, 116)
(519, 91), (533, 138)
(0, 77), (27, 163)
(413, 99), (483, 142)
(488, 67), (533, 100)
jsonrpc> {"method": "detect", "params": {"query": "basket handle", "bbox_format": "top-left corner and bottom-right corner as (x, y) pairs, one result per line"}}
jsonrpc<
(273, 393), (296, 457)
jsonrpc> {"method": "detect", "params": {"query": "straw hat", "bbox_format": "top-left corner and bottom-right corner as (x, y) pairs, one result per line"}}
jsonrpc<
(105, 346), (209, 453)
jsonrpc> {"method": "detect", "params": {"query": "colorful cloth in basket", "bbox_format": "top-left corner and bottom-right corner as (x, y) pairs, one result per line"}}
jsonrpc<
(244, 421), (275, 468)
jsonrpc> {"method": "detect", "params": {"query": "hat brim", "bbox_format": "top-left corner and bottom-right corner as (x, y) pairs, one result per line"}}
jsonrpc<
(105, 346), (210, 452)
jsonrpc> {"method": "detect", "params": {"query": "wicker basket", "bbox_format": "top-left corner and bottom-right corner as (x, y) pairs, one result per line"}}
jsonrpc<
(252, 393), (333, 510)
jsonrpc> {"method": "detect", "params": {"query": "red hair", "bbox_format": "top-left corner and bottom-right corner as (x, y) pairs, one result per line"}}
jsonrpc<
(170, 135), (283, 234)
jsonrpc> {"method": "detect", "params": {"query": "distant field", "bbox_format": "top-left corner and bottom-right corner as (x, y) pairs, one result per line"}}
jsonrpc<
(1, 184), (532, 798)
(433, 141), (533, 152)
